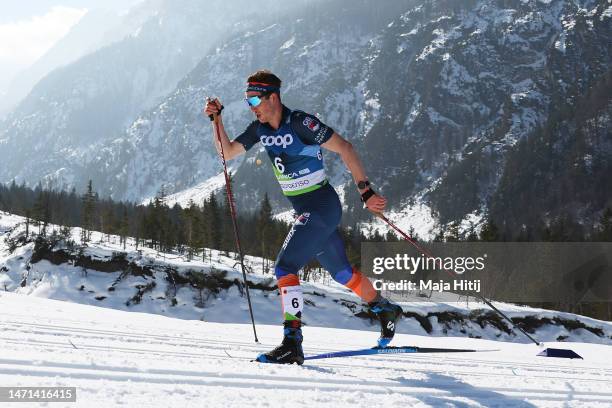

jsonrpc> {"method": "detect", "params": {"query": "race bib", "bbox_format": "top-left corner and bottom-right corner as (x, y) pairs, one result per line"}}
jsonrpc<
(281, 285), (303, 319)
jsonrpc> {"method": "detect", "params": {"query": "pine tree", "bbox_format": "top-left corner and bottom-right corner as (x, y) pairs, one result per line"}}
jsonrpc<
(100, 204), (115, 243)
(206, 193), (222, 250)
(445, 221), (460, 242)
(220, 198), (234, 255)
(81, 180), (97, 243)
(119, 206), (129, 250)
(480, 220), (500, 242)
(32, 189), (51, 236)
(183, 199), (197, 260)
(147, 187), (171, 252)
(597, 207), (612, 241)
(24, 209), (31, 239)
(466, 222), (479, 241)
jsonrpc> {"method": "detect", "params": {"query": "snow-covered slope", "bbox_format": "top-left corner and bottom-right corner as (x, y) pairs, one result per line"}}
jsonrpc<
(158, 171), (229, 208)
(2, 211), (610, 345)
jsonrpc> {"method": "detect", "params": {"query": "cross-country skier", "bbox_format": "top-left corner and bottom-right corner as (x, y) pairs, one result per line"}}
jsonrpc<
(203, 70), (403, 365)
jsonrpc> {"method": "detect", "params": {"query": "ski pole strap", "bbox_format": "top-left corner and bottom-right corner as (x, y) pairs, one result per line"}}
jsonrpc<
(361, 188), (376, 205)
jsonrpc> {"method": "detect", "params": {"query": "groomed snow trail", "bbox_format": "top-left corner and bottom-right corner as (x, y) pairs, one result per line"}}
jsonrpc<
(1, 292), (611, 408)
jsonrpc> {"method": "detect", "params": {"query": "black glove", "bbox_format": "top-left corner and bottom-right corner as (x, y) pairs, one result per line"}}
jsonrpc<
(208, 104), (224, 121)
(360, 188), (376, 207)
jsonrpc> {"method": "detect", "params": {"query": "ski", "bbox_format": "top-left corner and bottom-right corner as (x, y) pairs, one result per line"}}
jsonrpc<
(303, 346), (498, 361)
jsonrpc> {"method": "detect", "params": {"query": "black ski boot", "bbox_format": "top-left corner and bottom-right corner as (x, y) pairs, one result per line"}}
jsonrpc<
(368, 297), (403, 348)
(256, 321), (304, 365)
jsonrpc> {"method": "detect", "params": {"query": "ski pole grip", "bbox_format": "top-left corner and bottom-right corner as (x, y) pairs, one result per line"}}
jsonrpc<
(208, 103), (224, 121)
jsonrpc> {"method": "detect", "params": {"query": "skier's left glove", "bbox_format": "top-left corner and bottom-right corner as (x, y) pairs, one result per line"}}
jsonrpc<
(361, 188), (386, 214)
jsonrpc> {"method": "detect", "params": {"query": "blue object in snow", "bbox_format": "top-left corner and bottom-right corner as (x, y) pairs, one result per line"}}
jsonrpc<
(537, 348), (583, 359)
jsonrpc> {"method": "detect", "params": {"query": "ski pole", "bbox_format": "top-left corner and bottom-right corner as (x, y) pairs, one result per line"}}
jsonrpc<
(208, 99), (259, 343)
(375, 213), (541, 346)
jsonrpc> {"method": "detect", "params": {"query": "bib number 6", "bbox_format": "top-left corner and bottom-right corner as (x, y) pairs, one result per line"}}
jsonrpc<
(274, 157), (285, 173)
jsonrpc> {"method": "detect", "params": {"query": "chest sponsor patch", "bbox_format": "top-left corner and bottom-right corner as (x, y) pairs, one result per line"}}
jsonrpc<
(261, 134), (293, 148)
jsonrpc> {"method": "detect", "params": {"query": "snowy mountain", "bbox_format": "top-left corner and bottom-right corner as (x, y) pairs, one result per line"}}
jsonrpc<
(0, 8), (123, 118)
(104, 0), (612, 233)
(1, 0), (610, 235)
(88, 0), (416, 204)
(0, 0), (311, 194)
(0, 0), (166, 119)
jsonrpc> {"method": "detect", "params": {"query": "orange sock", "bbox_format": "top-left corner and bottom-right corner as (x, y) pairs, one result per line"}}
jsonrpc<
(277, 274), (300, 288)
(345, 267), (379, 303)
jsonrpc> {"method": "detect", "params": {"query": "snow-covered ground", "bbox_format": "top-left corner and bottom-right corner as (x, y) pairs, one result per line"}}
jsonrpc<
(1, 210), (612, 406)
(1, 291), (612, 408)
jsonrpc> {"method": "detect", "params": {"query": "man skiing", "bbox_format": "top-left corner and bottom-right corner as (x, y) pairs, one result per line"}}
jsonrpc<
(203, 70), (402, 365)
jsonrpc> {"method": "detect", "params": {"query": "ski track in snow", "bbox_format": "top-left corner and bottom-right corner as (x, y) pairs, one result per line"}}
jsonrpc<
(1, 292), (611, 407)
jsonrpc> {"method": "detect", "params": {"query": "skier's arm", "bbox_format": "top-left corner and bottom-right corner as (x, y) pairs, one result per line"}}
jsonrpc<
(322, 133), (387, 213)
(203, 99), (246, 160)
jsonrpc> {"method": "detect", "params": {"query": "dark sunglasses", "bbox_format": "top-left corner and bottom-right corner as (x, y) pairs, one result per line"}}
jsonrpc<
(245, 92), (271, 107)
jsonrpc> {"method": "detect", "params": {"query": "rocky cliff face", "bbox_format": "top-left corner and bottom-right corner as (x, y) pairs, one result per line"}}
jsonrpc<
(344, 0), (610, 233)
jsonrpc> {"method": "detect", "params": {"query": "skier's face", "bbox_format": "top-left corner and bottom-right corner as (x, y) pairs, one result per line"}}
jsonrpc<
(246, 91), (275, 123)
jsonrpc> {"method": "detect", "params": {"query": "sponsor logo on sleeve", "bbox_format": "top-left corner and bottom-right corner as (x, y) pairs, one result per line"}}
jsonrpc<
(303, 116), (320, 133)
(295, 212), (310, 226)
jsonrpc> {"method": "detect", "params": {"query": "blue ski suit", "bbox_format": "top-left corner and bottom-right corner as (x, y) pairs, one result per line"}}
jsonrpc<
(235, 105), (354, 286)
